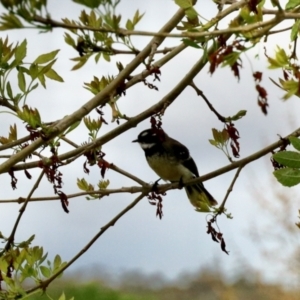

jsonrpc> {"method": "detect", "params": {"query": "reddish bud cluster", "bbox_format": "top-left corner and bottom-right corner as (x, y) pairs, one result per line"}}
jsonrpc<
(253, 71), (269, 115)
(207, 216), (229, 255)
(8, 169), (17, 190)
(148, 191), (164, 219)
(116, 79), (127, 97)
(26, 125), (41, 141)
(96, 107), (108, 125)
(83, 149), (110, 178)
(143, 79), (159, 91)
(248, 0), (259, 13)
(39, 154), (69, 213)
(148, 66), (161, 82)
(209, 40), (244, 80)
(225, 123), (240, 158)
(150, 116), (166, 142)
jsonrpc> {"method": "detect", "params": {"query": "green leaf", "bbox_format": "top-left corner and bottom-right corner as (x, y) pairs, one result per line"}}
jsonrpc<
(209, 139), (218, 146)
(273, 168), (300, 187)
(289, 136), (300, 151)
(133, 10), (144, 26)
(58, 292), (66, 300)
(64, 120), (81, 135)
(14, 39), (27, 64)
(72, 0), (102, 8)
(226, 110), (247, 121)
(39, 59), (57, 75)
(34, 49), (60, 64)
(185, 7), (198, 20)
(40, 266), (51, 278)
(6, 81), (13, 99)
(273, 151), (300, 168)
(45, 68), (64, 82)
(0, 13), (23, 30)
(71, 55), (89, 70)
(17, 70), (26, 92)
(95, 52), (101, 63)
(212, 128), (229, 145)
(29, 63), (39, 79)
(29, 82), (39, 92)
(126, 19), (134, 30)
(53, 254), (62, 270)
(64, 33), (76, 47)
(103, 52), (111, 62)
(291, 20), (300, 41)
(182, 39), (200, 48)
(38, 74), (46, 88)
(175, 0), (193, 9)
(286, 0), (300, 10)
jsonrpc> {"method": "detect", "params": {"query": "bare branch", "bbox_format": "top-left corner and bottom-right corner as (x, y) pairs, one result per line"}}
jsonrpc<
(0, 135), (31, 151)
(189, 82), (226, 122)
(3, 127), (300, 209)
(218, 165), (244, 214)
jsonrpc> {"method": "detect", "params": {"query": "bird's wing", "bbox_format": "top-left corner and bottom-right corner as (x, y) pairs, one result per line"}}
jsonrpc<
(182, 156), (200, 178)
(167, 137), (200, 177)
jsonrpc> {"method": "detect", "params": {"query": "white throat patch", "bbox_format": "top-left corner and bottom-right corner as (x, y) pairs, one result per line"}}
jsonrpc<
(140, 143), (155, 149)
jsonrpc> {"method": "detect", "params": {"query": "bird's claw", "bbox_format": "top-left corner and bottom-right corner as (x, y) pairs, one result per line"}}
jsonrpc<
(177, 176), (184, 189)
(151, 178), (161, 192)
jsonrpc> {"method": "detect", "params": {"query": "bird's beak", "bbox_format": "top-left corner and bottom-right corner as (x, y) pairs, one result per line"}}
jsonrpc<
(132, 139), (138, 143)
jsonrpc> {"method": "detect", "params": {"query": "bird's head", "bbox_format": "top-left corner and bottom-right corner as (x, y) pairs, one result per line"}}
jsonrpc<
(132, 128), (166, 149)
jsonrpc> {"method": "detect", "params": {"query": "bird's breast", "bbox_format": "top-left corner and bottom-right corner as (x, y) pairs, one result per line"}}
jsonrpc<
(146, 153), (192, 182)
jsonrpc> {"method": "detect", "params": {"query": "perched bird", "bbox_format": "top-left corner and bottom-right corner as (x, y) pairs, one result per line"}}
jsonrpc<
(133, 128), (218, 212)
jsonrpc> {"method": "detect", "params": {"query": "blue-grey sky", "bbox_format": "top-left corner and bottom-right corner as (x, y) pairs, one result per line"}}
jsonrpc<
(0, 0), (300, 286)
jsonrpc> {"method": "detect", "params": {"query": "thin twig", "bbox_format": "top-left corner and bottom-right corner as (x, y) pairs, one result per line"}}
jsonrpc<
(0, 135), (31, 151)
(109, 164), (148, 186)
(0, 186), (146, 204)
(2, 170), (45, 252)
(218, 165), (244, 214)
(31, 1), (277, 39)
(189, 82), (226, 122)
(40, 14), (283, 39)
(147, 42), (158, 66)
(60, 136), (147, 186)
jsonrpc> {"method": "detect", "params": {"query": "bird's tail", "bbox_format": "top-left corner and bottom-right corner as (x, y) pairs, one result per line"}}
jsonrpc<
(184, 183), (218, 212)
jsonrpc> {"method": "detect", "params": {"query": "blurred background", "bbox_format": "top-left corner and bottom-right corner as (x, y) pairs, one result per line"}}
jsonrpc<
(0, 0), (300, 298)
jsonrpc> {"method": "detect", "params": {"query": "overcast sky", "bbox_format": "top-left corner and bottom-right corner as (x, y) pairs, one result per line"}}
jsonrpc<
(0, 0), (300, 286)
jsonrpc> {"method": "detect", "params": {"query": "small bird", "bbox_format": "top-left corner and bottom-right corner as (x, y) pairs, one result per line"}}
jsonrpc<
(133, 128), (218, 212)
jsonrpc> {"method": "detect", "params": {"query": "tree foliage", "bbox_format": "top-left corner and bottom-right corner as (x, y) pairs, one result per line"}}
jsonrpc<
(0, 0), (300, 298)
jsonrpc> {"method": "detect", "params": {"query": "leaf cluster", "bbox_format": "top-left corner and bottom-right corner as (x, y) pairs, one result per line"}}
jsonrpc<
(273, 137), (300, 187)
(0, 234), (67, 299)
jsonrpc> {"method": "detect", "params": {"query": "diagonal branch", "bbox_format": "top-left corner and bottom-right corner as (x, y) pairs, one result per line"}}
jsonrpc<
(8, 18), (244, 173)
(3, 127), (299, 208)
(24, 191), (147, 296)
(218, 165), (244, 214)
(0, 7), (186, 174)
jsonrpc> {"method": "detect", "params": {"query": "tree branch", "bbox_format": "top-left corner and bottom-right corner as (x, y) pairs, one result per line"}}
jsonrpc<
(0, 7), (186, 174)
(8, 16), (243, 173)
(218, 165), (244, 214)
(2, 170), (44, 252)
(3, 127), (299, 209)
